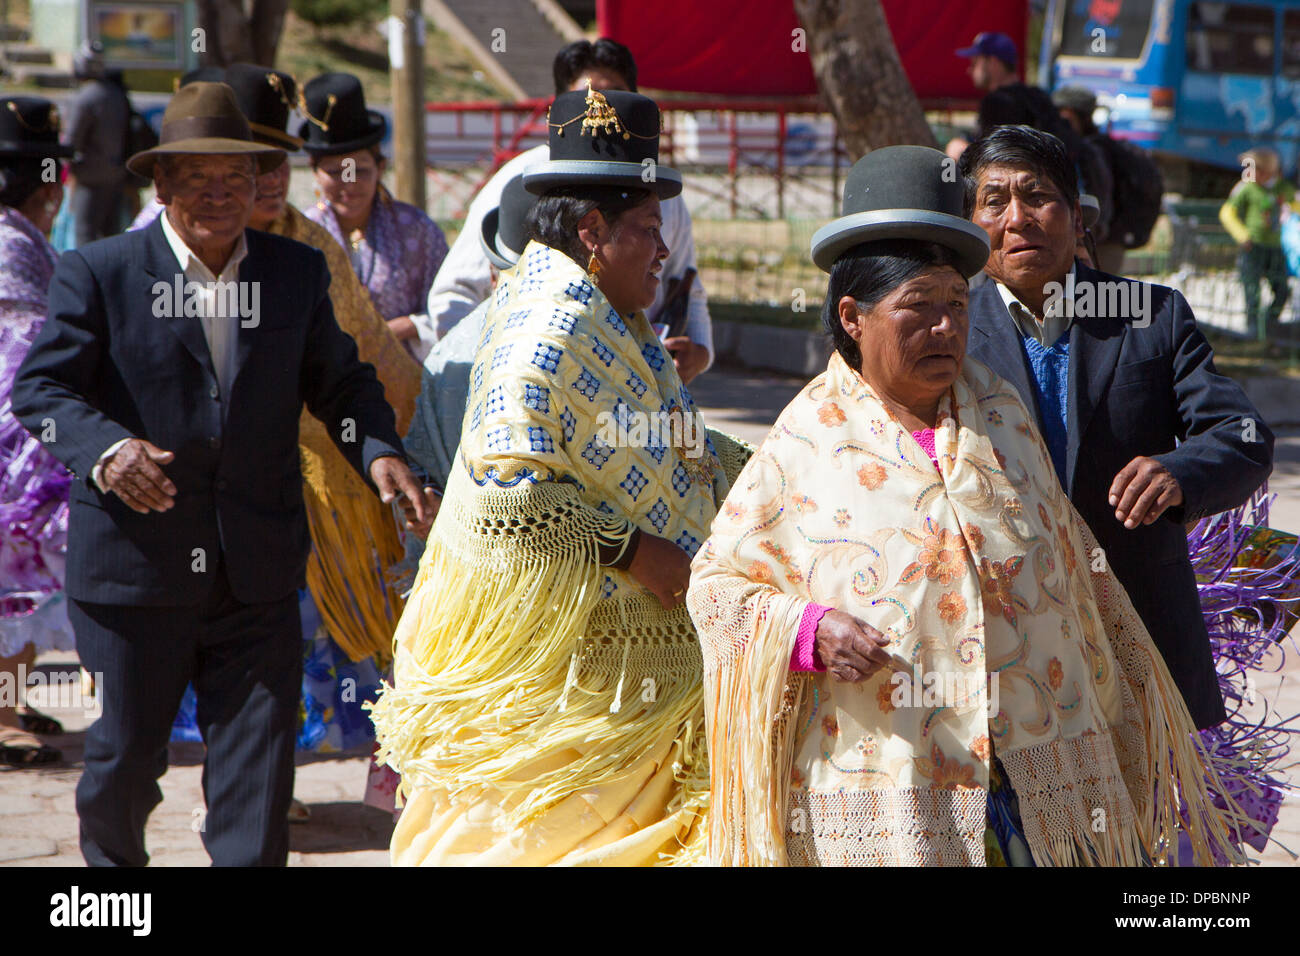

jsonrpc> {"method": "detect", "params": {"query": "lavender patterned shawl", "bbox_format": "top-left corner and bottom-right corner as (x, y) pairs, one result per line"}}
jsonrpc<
(305, 186), (447, 323)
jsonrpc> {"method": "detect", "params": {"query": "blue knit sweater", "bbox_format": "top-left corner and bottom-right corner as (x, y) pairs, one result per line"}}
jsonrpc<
(1019, 330), (1071, 486)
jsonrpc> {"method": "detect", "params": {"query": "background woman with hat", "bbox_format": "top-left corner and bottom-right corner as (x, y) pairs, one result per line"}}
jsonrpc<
(0, 97), (77, 764)
(369, 87), (752, 865)
(688, 145), (1243, 866)
(301, 73), (447, 359)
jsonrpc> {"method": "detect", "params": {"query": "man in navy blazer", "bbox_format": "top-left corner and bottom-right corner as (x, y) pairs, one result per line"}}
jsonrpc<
(960, 126), (1273, 730)
(12, 83), (427, 865)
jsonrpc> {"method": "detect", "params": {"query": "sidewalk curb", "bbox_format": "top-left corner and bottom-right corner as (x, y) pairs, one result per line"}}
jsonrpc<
(1242, 377), (1300, 428)
(712, 319), (829, 379)
(713, 320), (1300, 427)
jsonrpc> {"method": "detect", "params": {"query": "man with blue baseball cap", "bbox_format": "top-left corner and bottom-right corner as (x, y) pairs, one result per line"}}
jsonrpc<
(947, 31), (1070, 160)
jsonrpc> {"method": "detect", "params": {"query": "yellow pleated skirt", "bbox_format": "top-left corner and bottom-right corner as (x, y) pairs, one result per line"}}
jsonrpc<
(390, 730), (705, 866)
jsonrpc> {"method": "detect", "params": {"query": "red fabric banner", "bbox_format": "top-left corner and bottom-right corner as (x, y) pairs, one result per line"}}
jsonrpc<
(596, 0), (1028, 99)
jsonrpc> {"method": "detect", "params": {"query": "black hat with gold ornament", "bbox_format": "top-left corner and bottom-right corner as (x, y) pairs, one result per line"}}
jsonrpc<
(523, 85), (680, 199)
(0, 96), (74, 159)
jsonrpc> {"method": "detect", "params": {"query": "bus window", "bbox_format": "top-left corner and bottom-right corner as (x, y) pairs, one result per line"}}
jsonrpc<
(1059, 0), (1154, 60)
(1284, 11), (1300, 80)
(1186, 2), (1274, 76)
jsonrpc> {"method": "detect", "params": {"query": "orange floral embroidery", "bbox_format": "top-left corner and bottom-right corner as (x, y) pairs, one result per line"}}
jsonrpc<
(1056, 522), (1077, 576)
(747, 560), (774, 584)
(1047, 657), (1064, 691)
(915, 742), (978, 789)
(937, 592), (967, 623)
(963, 523), (985, 553)
(822, 714), (839, 737)
(900, 525), (968, 586)
(818, 402), (846, 427)
(791, 494), (818, 513)
(875, 681), (896, 714)
(857, 463), (888, 490)
(969, 734), (990, 762)
(979, 555), (1026, 626)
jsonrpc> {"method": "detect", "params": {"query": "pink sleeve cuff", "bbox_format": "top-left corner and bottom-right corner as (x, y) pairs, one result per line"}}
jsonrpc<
(791, 602), (830, 672)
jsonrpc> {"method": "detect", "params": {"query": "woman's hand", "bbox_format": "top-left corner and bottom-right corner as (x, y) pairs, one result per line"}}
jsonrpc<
(628, 533), (692, 608)
(400, 487), (442, 540)
(387, 315), (418, 342)
(815, 609), (892, 683)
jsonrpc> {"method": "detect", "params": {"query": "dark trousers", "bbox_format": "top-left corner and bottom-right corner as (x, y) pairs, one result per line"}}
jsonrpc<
(71, 184), (124, 247)
(70, 558), (301, 866)
(1239, 244), (1290, 333)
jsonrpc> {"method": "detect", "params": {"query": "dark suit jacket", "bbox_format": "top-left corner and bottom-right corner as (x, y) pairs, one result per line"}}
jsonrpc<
(12, 218), (405, 607)
(966, 261), (1274, 728)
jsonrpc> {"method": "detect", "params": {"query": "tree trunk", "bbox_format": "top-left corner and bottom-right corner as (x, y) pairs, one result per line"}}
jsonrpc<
(793, 0), (936, 160)
(250, 0), (291, 66)
(197, 0), (289, 66)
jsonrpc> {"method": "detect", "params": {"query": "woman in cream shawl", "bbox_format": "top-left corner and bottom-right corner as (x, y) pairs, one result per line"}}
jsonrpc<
(368, 88), (751, 865)
(687, 146), (1244, 867)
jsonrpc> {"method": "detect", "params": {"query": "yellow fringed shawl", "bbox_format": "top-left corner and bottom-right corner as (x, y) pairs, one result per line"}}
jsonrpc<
(271, 204), (422, 664)
(368, 242), (738, 865)
(688, 352), (1246, 867)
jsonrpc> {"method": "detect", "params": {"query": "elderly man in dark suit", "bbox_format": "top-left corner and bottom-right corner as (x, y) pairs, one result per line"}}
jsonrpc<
(960, 125), (1273, 730)
(13, 82), (427, 866)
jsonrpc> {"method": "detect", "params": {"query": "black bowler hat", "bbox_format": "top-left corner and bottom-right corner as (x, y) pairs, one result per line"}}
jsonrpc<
(523, 85), (680, 198)
(176, 66), (224, 90)
(810, 145), (989, 277)
(298, 73), (386, 156)
(0, 97), (74, 158)
(480, 174), (535, 270)
(225, 63), (303, 150)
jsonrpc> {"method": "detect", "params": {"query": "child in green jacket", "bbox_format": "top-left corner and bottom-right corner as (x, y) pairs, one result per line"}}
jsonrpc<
(1220, 147), (1299, 338)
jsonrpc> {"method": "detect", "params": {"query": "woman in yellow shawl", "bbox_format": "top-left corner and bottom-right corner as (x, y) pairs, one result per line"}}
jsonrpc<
(687, 146), (1245, 867)
(368, 88), (749, 865)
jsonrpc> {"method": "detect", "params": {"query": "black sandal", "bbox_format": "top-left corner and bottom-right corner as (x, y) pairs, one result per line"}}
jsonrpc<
(0, 728), (62, 766)
(16, 705), (63, 736)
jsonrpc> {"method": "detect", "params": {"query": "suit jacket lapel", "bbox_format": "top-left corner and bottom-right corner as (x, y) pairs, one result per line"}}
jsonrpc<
(1066, 261), (1128, 495)
(143, 215), (217, 383)
(233, 231), (260, 389)
(968, 280), (1040, 420)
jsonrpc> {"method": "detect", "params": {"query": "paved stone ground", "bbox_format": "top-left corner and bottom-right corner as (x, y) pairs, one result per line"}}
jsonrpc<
(2, 367), (1297, 866)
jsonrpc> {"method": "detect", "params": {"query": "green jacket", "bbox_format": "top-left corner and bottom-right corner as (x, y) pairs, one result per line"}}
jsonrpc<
(1220, 178), (1297, 247)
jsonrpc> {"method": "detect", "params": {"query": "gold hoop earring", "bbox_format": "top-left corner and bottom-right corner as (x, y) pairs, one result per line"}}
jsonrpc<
(586, 251), (602, 282)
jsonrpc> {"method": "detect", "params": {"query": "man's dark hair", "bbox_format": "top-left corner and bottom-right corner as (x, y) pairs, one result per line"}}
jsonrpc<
(823, 239), (964, 372)
(526, 185), (655, 266)
(552, 38), (637, 95)
(959, 124), (1079, 218)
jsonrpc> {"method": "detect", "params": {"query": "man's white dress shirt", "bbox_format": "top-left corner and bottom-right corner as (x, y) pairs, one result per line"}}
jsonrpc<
(92, 212), (249, 491)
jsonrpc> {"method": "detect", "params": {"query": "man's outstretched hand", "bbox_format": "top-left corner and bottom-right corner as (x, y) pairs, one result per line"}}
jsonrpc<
(102, 439), (176, 513)
(1109, 455), (1184, 529)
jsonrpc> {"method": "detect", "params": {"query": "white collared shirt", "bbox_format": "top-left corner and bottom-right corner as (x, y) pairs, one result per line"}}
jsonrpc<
(159, 209), (248, 398)
(92, 213), (249, 491)
(994, 264), (1077, 348)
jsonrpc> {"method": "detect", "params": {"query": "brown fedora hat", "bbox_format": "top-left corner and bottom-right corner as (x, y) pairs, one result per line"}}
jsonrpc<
(127, 81), (286, 178)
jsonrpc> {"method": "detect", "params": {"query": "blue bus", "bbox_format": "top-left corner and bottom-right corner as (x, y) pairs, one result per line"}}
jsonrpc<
(1041, 0), (1300, 188)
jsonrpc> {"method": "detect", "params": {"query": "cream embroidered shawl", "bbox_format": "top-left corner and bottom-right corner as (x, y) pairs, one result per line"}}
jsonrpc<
(688, 351), (1243, 866)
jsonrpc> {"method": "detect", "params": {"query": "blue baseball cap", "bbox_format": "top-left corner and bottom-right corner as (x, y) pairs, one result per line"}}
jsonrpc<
(956, 32), (1017, 69)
